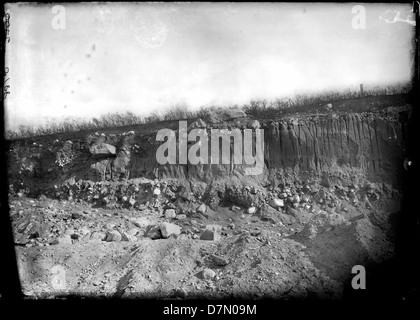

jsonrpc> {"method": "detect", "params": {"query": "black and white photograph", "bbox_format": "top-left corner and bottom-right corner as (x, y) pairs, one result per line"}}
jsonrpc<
(1, 2), (419, 309)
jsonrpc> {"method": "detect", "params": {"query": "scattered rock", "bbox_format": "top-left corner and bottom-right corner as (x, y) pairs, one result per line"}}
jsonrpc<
(71, 212), (83, 219)
(160, 222), (181, 238)
(292, 195), (301, 204)
(153, 188), (161, 196)
(287, 207), (312, 224)
(105, 230), (122, 242)
(138, 204), (148, 211)
(269, 198), (284, 208)
(121, 232), (137, 242)
(175, 214), (187, 220)
(179, 189), (192, 202)
(145, 225), (162, 240)
(293, 210), (350, 240)
(200, 225), (222, 241)
(276, 211), (295, 225)
(131, 217), (151, 228)
(197, 204), (207, 214)
(89, 143), (116, 155)
(126, 228), (139, 236)
(202, 268), (216, 280)
(90, 232), (106, 241)
(51, 236), (72, 245)
(70, 234), (79, 240)
(231, 205), (241, 212)
(104, 223), (116, 230)
(165, 209), (176, 219)
(28, 231), (39, 239)
(324, 103), (333, 111)
(188, 118), (207, 130)
(248, 120), (261, 130)
(250, 230), (262, 236)
(174, 287), (188, 298)
(247, 206), (256, 214)
(210, 254), (229, 266)
(77, 227), (91, 238)
(278, 192), (287, 199)
(64, 228), (75, 236)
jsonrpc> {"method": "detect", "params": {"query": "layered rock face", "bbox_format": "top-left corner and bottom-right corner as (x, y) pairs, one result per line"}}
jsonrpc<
(114, 111), (407, 187)
(7, 106), (409, 196)
(263, 112), (405, 185)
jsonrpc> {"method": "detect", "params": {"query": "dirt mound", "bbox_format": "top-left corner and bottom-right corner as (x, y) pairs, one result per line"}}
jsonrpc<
(9, 174), (399, 298)
(290, 210), (394, 283)
(14, 193), (344, 299)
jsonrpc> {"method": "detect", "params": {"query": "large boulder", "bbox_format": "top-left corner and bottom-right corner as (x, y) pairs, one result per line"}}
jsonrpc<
(160, 222), (181, 238)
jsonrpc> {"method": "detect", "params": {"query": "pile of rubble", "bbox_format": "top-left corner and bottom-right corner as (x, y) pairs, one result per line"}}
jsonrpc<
(9, 173), (396, 250)
(25, 173), (394, 227)
(9, 192), (229, 248)
(9, 171), (399, 299)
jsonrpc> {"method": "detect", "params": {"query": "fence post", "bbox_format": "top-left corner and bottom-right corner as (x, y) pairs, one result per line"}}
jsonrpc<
(360, 83), (364, 97)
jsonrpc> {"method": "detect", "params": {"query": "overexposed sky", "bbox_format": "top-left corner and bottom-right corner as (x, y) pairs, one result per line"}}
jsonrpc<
(5, 3), (415, 130)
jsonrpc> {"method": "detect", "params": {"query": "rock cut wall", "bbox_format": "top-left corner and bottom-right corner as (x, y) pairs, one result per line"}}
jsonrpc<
(6, 108), (409, 194)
